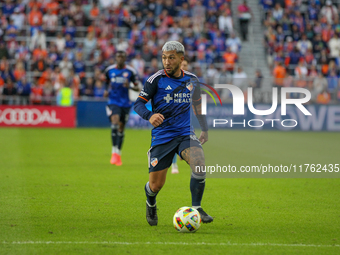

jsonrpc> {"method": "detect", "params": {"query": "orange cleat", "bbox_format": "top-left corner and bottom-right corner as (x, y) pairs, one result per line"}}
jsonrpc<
(115, 154), (122, 166)
(110, 153), (118, 165)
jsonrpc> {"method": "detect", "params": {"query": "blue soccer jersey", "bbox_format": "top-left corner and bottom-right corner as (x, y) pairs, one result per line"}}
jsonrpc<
(105, 64), (138, 108)
(134, 69), (201, 147)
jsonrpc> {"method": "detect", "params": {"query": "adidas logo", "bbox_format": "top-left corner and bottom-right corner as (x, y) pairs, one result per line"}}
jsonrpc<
(165, 85), (172, 90)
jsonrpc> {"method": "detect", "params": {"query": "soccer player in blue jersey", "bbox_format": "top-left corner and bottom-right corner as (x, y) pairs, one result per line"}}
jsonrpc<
(134, 41), (213, 226)
(104, 51), (140, 166)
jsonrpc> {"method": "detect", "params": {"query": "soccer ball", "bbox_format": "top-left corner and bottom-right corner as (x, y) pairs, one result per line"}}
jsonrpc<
(173, 207), (201, 233)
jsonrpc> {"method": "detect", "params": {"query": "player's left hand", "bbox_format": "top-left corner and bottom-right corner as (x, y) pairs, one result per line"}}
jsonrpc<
(199, 131), (208, 145)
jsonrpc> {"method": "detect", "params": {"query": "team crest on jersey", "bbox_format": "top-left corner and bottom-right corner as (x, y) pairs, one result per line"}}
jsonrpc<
(151, 158), (158, 167)
(123, 72), (129, 77)
(186, 82), (193, 91)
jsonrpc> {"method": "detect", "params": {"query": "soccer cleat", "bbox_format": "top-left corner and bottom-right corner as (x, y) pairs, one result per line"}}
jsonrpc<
(146, 201), (158, 226)
(115, 154), (122, 166)
(197, 207), (214, 223)
(171, 164), (179, 174)
(110, 153), (117, 164)
(110, 153), (118, 165)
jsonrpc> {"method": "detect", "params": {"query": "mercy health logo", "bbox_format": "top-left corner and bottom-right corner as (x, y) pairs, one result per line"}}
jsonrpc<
(0, 106), (76, 127)
(198, 84), (311, 129)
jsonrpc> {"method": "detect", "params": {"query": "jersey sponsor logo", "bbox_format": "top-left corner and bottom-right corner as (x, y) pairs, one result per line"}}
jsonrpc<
(163, 93), (191, 103)
(163, 94), (173, 103)
(151, 158), (158, 167)
(165, 85), (172, 90)
(111, 77), (127, 83)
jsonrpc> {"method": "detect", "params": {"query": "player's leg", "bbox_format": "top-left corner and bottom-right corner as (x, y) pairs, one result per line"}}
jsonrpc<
(114, 107), (130, 166)
(106, 105), (121, 165)
(180, 139), (214, 223)
(171, 154), (179, 174)
(145, 141), (176, 226)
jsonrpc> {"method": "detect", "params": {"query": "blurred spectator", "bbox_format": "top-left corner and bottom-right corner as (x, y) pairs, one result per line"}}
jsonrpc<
(28, 5), (43, 29)
(10, 8), (25, 32)
(0, 42), (9, 60)
(65, 34), (76, 49)
(252, 69), (263, 88)
(13, 60), (26, 81)
(93, 79), (105, 98)
(273, 61), (286, 87)
(2, 78), (17, 105)
(237, 0), (253, 41)
(218, 10), (233, 35)
(73, 5), (86, 29)
(131, 53), (145, 78)
(45, 0), (59, 15)
(83, 32), (97, 60)
(43, 80), (55, 105)
(6, 19), (18, 39)
(2, 0), (15, 18)
(233, 66), (248, 92)
(321, 0), (338, 25)
(80, 77), (94, 97)
(17, 77), (31, 105)
(296, 34), (312, 56)
(313, 73), (328, 101)
(223, 47), (238, 74)
(327, 69), (339, 99)
(32, 54), (47, 73)
(226, 33), (242, 54)
(316, 89), (331, 104)
(328, 33), (340, 60)
(55, 33), (66, 54)
(43, 9), (58, 37)
(294, 60), (308, 88)
(206, 64), (218, 85)
(63, 20), (76, 38)
(30, 28), (47, 51)
(59, 55), (73, 79)
(73, 53), (85, 80)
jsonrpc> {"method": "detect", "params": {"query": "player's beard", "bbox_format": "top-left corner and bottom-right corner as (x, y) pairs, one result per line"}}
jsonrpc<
(164, 63), (181, 77)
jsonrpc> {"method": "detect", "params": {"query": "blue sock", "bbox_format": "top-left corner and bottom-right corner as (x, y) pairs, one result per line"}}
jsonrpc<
(145, 182), (158, 206)
(190, 172), (206, 207)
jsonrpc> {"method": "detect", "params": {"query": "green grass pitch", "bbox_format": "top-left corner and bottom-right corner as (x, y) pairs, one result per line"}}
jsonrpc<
(0, 128), (340, 254)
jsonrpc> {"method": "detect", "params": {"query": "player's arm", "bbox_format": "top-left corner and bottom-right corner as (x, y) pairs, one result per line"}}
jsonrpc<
(192, 82), (208, 145)
(134, 80), (164, 127)
(125, 68), (141, 92)
(104, 69), (111, 97)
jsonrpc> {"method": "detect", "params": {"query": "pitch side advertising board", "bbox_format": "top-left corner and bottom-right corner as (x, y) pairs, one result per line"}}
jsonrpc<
(0, 106), (76, 128)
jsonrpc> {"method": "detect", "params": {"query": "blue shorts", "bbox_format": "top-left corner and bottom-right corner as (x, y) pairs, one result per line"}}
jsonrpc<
(106, 104), (131, 124)
(147, 135), (202, 172)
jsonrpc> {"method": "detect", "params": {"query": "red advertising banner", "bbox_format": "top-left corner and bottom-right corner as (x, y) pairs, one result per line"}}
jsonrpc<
(0, 106), (76, 127)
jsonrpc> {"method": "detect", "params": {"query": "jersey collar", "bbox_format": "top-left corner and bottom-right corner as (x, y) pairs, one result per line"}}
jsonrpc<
(164, 69), (184, 79)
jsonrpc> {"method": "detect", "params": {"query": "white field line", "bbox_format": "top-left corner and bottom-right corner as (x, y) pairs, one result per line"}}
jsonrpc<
(1, 241), (339, 248)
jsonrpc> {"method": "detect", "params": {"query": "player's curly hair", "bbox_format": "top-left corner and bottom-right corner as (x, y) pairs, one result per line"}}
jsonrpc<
(162, 41), (185, 55)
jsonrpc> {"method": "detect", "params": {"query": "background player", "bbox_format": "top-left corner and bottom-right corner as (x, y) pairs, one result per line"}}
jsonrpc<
(170, 57), (190, 174)
(134, 41), (213, 226)
(104, 51), (140, 166)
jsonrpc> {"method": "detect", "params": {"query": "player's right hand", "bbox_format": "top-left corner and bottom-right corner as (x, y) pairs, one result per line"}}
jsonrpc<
(149, 113), (165, 127)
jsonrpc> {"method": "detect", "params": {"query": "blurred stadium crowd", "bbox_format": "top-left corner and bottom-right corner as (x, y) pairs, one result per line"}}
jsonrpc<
(262, 0), (340, 104)
(0, 0), (339, 105)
